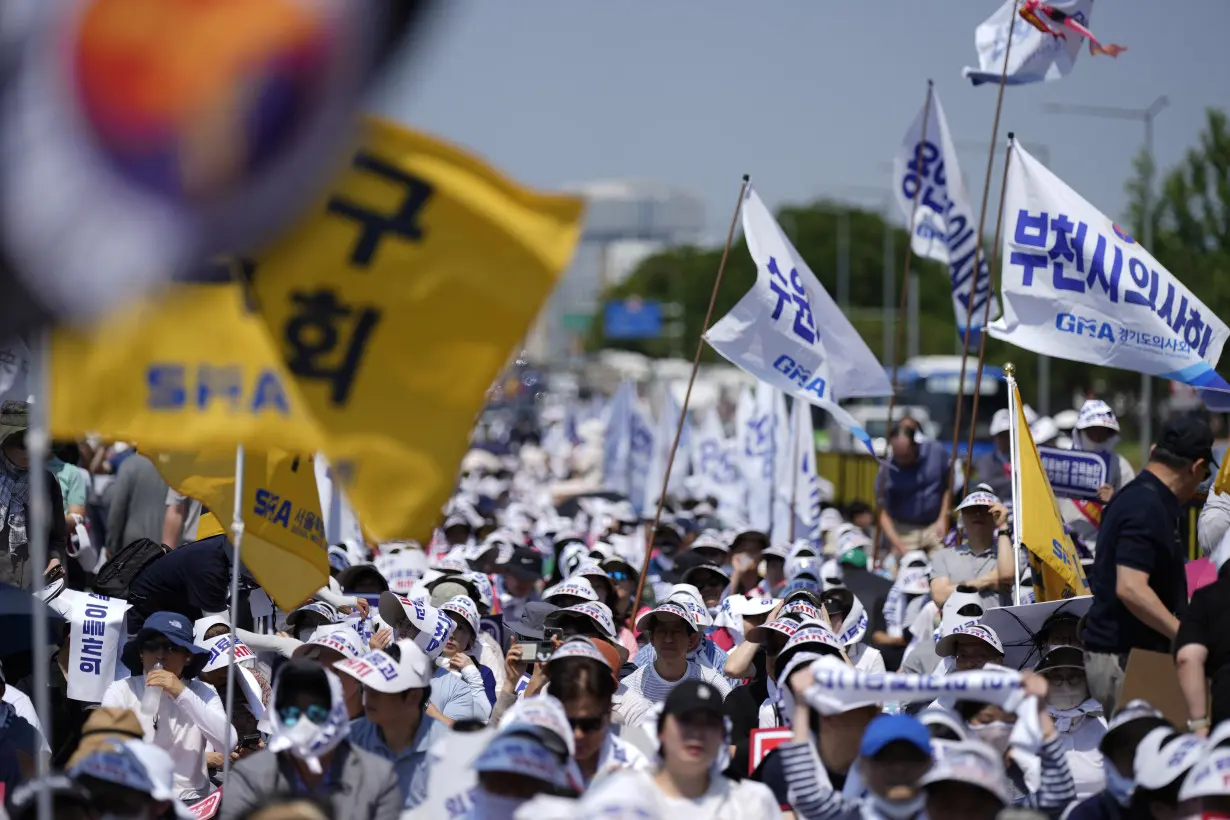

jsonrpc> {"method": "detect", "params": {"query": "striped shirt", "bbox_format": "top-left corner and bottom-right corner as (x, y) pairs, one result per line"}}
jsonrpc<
(614, 661), (732, 727)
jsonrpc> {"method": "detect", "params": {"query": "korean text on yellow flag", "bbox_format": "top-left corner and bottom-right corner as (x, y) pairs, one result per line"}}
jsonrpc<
(49, 281), (322, 453)
(249, 118), (585, 541)
(1013, 382), (1091, 601)
(152, 449), (328, 610)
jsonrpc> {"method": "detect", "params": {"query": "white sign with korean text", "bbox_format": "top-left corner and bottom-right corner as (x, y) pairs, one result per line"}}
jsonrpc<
(988, 142), (1230, 391)
(66, 590), (130, 703)
(893, 88), (998, 339)
(705, 185), (892, 456)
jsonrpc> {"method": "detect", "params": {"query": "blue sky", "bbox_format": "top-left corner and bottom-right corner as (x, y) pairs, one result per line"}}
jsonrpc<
(374, 0), (1228, 240)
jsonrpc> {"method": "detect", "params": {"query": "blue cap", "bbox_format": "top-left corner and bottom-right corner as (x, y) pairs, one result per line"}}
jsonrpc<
(860, 714), (932, 759)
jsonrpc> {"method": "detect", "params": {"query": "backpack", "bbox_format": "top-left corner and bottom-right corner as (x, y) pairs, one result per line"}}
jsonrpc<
(93, 538), (169, 599)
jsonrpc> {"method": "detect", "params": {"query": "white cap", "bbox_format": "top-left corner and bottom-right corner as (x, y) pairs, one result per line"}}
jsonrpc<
(440, 594), (480, 636)
(745, 617), (802, 645)
(543, 577), (599, 604)
(1076, 399), (1120, 432)
(333, 640), (434, 693)
(940, 590), (986, 636)
(989, 408), (1012, 437)
(1135, 727), (1205, 791)
(69, 740), (194, 820)
(819, 559), (844, 591)
(499, 693), (577, 759)
(567, 560), (610, 584)
(936, 623), (1004, 658)
(376, 592), (456, 659)
(731, 595), (777, 618)
(919, 707), (968, 741)
(544, 601), (616, 639)
(473, 734), (574, 791)
(666, 584), (713, 628)
(835, 524), (872, 559)
(199, 634), (257, 674)
(690, 531), (730, 555)
(292, 626), (367, 662)
(919, 740), (1009, 805)
(1179, 745), (1230, 801)
(635, 602), (697, 634)
(785, 554), (819, 581)
(955, 489), (1001, 513)
(547, 636), (609, 667)
(819, 508), (845, 533)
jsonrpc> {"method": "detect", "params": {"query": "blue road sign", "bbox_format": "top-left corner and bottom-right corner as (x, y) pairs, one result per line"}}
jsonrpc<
(604, 299), (663, 340)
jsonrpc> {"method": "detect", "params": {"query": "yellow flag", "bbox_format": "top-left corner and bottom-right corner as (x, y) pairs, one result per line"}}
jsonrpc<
(1214, 454), (1230, 497)
(1013, 382), (1091, 601)
(249, 118), (585, 540)
(49, 281), (322, 452)
(152, 448), (328, 609)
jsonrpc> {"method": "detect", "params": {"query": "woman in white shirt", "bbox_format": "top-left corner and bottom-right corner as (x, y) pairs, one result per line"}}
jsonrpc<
(101, 610), (236, 801)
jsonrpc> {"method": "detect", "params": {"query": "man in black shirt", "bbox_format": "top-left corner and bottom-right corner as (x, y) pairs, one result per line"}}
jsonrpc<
(127, 534), (253, 632)
(1176, 564), (1230, 737)
(1082, 415), (1214, 716)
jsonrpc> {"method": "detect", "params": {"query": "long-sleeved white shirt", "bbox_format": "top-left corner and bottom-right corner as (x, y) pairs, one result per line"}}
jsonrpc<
(102, 677), (236, 800)
(1200, 491), (1230, 558)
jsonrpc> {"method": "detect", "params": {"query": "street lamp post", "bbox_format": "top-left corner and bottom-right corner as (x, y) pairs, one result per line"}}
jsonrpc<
(1043, 97), (1170, 463)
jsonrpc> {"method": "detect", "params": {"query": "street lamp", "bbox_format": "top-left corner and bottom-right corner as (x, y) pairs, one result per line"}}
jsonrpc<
(1042, 97), (1169, 463)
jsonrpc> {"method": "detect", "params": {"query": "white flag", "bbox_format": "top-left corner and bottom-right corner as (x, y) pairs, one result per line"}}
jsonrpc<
(988, 142), (1230, 391)
(644, 386), (691, 510)
(688, 409), (744, 519)
(893, 88), (998, 339)
(602, 382), (656, 511)
(705, 185), (891, 456)
(740, 382), (777, 535)
(772, 398), (823, 544)
(963, 0), (1093, 86)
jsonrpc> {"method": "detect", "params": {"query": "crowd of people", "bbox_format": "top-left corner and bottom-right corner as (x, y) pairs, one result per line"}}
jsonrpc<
(2, 393), (1230, 820)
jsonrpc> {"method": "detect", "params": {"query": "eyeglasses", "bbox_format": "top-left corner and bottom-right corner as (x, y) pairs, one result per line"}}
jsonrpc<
(1044, 671), (1085, 687)
(140, 639), (188, 655)
(568, 714), (606, 734)
(278, 704), (331, 726)
(607, 570), (632, 582)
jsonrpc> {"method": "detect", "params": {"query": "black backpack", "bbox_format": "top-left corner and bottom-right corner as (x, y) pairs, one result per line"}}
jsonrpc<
(94, 538), (169, 599)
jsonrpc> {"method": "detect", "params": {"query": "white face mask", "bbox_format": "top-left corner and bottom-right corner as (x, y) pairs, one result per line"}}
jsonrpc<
(870, 793), (926, 820)
(972, 721), (1013, 756)
(1047, 682), (1089, 711)
(280, 717), (322, 750)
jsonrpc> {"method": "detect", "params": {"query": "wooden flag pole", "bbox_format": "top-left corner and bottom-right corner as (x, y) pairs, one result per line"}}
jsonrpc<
(963, 133), (1017, 495)
(948, 0), (1022, 501)
(632, 174), (750, 616)
(873, 79), (934, 566)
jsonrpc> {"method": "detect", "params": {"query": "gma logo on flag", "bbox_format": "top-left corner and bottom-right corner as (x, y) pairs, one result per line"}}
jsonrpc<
(1012, 380), (1090, 601)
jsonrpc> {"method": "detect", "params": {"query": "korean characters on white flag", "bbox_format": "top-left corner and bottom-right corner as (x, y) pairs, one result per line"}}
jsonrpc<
(893, 87), (997, 341)
(988, 142), (1230, 391)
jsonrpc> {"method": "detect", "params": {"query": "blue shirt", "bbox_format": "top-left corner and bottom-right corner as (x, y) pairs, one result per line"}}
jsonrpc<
(875, 439), (950, 525)
(430, 667), (487, 722)
(347, 717), (436, 809)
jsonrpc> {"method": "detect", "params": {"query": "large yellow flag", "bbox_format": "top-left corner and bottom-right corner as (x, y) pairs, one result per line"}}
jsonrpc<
(152, 449), (328, 609)
(1012, 381), (1091, 601)
(248, 118), (585, 540)
(49, 280), (322, 452)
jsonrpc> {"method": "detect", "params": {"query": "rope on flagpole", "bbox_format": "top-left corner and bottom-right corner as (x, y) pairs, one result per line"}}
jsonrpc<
(221, 443), (246, 783)
(949, 0), (1022, 506)
(963, 133), (1017, 496)
(631, 174), (750, 617)
(874, 79), (933, 567)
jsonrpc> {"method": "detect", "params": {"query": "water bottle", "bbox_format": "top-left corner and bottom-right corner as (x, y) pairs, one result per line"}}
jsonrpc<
(140, 663), (163, 729)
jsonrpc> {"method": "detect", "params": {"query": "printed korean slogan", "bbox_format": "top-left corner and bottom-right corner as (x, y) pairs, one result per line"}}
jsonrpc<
(49, 274), (322, 452)
(1012, 381), (1090, 601)
(153, 448), (328, 609)
(988, 141), (1230, 392)
(249, 117), (585, 541)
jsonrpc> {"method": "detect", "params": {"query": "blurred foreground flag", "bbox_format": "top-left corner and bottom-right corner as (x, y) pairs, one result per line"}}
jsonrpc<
(963, 0), (1119, 86)
(704, 184), (891, 457)
(152, 449), (328, 609)
(987, 142), (1230, 392)
(249, 118), (585, 540)
(48, 278), (322, 452)
(1010, 379), (1089, 601)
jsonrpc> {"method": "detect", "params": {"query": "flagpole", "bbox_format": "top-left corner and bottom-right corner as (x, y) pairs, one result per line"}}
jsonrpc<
(28, 329), (52, 820)
(962, 133), (1016, 496)
(949, 0), (1022, 500)
(1005, 363), (1022, 606)
(221, 443), (246, 782)
(875, 79), (933, 567)
(789, 402), (799, 542)
(632, 174), (750, 616)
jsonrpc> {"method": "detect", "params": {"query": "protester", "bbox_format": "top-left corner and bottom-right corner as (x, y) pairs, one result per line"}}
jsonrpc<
(69, 738), (195, 820)
(1064, 700), (1170, 819)
(874, 417), (952, 557)
(104, 449), (170, 558)
(1058, 400), (1137, 551)
(1175, 532), (1230, 733)
(929, 487), (1012, 609)
(973, 409), (1015, 501)
(0, 400), (70, 589)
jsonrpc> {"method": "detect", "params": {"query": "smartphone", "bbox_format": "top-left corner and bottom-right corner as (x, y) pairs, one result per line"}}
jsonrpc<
(239, 732), (262, 749)
(542, 626), (563, 644)
(516, 641), (554, 663)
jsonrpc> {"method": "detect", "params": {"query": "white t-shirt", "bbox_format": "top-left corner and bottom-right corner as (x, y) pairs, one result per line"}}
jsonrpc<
(628, 770), (782, 820)
(615, 661), (732, 727)
(101, 676), (236, 800)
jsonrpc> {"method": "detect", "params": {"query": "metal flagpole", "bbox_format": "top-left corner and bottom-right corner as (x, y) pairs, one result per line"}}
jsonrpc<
(789, 402), (800, 542)
(221, 443), (246, 782)
(874, 79), (934, 566)
(631, 174), (750, 617)
(28, 329), (52, 820)
(949, 0), (1022, 494)
(963, 134), (1016, 495)
(1004, 363), (1023, 606)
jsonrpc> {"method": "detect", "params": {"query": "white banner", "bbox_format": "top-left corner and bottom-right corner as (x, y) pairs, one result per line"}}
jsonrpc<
(801, 656), (1025, 715)
(963, 0), (1091, 86)
(988, 142), (1230, 391)
(738, 382), (777, 534)
(705, 185), (891, 456)
(687, 409), (744, 517)
(66, 590), (130, 703)
(893, 88), (998, 339)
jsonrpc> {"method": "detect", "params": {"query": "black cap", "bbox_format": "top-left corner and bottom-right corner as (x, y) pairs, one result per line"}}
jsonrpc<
(662, 678), (726, 720)
(501, 547), (544, 582)
(1157, 415), (1216, 465)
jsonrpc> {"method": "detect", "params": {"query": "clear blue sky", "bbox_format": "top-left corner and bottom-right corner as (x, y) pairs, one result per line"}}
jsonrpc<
(374, 0), (1228, 240)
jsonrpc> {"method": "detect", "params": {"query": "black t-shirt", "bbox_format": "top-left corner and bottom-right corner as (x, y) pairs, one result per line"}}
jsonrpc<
(1176, 573), (1230, 724)
(840, 567), (900, 670)
(722, 669), (769, 781)
(129, 535), (237, 622)
(1082, 470), (1186, 654)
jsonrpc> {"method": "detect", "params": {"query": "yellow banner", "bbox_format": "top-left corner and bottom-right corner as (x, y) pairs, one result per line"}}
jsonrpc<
(49, 281), (322, 452)
(249, 118), (585, 540)
(1013, 382), (1091, 601)
(1214, 452), (1230, 496)
(152, 448), (328, 610)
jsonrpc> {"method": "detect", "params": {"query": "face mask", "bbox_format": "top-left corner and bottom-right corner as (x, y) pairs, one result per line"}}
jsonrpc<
(1047, 682), (1089, 711)
(870, 793), (925, 820)
(1104, 761), (1135, 806)
(280, 716), (322, 751)
(972, 721), (1013, 756)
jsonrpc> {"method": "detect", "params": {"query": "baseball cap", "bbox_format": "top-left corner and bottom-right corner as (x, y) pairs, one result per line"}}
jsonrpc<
(292, 626), (368, 664)
(835, 525), (871, 569)
(69, 739), (194, 820)
(635, 602), (697, 634)
(336, 564), (389, 593)
(662, 679), (725, 722)
(773, 623), (845, 679)
(1157, 415), (1216, 466)
(860, 714), (932, 758)
(762, 542), (791, 560)
(286, 601), (341, 631)
(333, 640), (433, 693)
(499, 693), (577, 758)
(439, 594), (481, 636)
(500, 546), (544, 582)
(919, 707), (968, 742)
(989, 408), (1011, 437)
(681, 562), (731, 588)
(955, 489), (1001, 513)
(544, 601), (617, 639)
(781, 577), (823, 604)
(918, 740), (1009, 805)
(1134, 727), (1205, 791)
(1034, 645), (1084, 674)
(665, 584), (713, 627)
(1101, 699), (1166, 755)
(199, 633), (257, 674)
(543, 577), (599, 605)
(939, 590), (986, 636)
(547, 636), (609, 666)
(1075, 399), (1120, 432)
(1179, 745), (1230, 801)
(690, 531), (730, 556)
(472, 734), (577, 792)
(936, 624), (1004, 658)
(376, 592), (456, 658)
(745, 617), (802, 645)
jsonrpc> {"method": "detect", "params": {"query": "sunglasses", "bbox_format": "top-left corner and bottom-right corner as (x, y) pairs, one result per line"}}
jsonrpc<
(607, 570), (632, 582)
(278, 704), (331, 726)
(140, 639), (188, 655)
(568, 714), (606, 734)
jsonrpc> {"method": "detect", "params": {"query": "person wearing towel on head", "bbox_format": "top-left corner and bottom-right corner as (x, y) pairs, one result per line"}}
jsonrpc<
(929, 487), (1013, 611)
